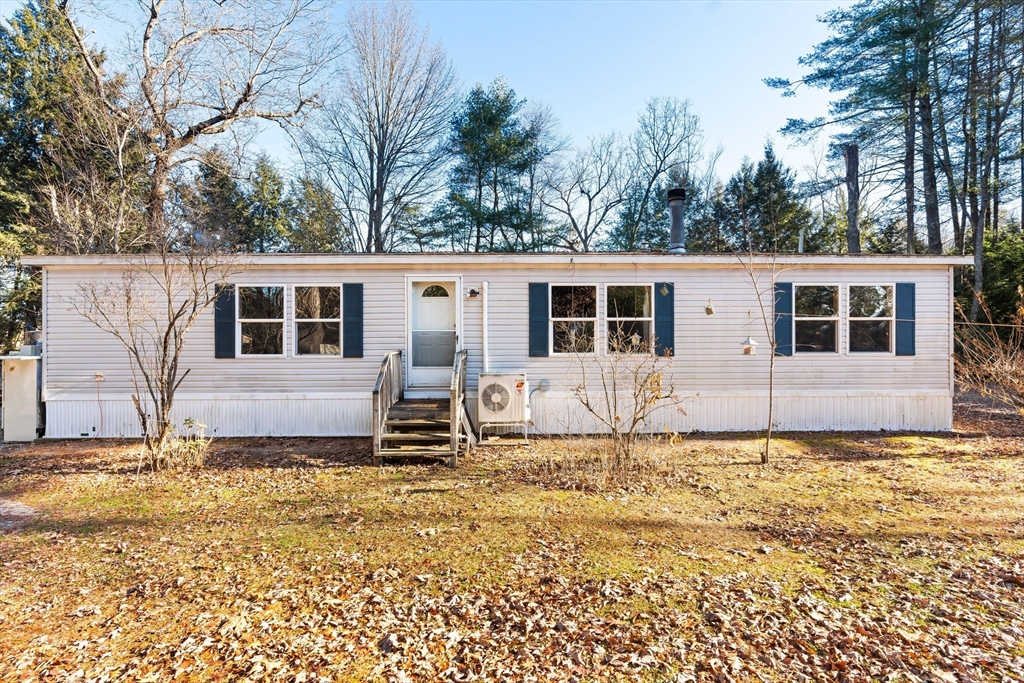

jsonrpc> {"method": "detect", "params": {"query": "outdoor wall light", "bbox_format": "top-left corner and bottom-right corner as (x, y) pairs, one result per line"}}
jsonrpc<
(741, 337), (758, 355)
(468, 289), (480, 298)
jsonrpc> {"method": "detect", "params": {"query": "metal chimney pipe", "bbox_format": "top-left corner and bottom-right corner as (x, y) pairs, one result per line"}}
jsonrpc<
(667, 187), (687, 253)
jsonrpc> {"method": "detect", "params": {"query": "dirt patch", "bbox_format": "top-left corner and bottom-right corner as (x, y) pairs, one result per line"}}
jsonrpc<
(0, 499), (37, 531)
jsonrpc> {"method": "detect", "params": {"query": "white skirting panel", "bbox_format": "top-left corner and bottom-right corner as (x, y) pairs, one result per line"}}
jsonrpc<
(45, 391), (951, 440)
(44, 394), (372, 439)
(523, 392), (953, 434)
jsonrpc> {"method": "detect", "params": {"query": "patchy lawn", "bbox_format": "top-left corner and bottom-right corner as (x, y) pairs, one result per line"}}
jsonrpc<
(1, 403), (1022, 682)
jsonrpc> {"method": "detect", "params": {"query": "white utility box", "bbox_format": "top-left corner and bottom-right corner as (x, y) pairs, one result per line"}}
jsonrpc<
(2, 356), (40, 442)
(477, 372), (530, 442)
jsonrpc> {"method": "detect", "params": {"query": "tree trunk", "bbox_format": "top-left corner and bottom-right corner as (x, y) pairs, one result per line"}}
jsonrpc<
(148, 157), (171, 242)
(844, 144), (861, 253)
(474, 172), (483, 253)
(932, 52), (963, 253)
(992, 149), (1000, 244)
(905, 92), (917, 254)
(919, 92), (943, 253)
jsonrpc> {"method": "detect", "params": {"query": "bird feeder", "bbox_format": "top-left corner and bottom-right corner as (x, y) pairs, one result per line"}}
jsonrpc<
(704, 300), (715, 315)
(741, 337), (758, 355)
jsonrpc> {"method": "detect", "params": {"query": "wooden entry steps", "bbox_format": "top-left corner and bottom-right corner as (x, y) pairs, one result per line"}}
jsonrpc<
(375, 398), (456, 466)
(372, 350), (473, 468)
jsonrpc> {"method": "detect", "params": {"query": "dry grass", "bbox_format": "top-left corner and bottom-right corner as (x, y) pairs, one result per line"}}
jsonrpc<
(0, 402), (1022, 681)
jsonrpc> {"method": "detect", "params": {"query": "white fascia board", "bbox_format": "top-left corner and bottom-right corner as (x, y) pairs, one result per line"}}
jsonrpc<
(22, 253), (975, 268)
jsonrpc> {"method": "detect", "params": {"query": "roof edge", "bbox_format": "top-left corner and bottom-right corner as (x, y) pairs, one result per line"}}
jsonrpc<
(21, 252), (975, 267)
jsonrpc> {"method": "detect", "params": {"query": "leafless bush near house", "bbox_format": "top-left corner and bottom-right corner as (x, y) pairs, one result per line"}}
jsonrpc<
(548, 320), (687, 485)
(956, 290), (1024, 415)
(163, 418), (211, 470)
(71, 241), (238, 470)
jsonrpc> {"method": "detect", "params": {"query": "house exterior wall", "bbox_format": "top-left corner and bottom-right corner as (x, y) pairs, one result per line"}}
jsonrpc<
(33, 255), (959, 437)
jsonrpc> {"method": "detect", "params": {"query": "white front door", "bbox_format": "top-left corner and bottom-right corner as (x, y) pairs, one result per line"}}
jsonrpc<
(408, 279), (459, 386)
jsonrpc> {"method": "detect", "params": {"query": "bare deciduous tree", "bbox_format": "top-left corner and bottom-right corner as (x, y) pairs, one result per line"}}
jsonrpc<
(737, 253), (787, 464)
(300, 0), (458, 253)
(71, 237), (238, 469)
(544, 134), (627, 252)
(623, 98), (704, 233)
(59, 0), (333, 239)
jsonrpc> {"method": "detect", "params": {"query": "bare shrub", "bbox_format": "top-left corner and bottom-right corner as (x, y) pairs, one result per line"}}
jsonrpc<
(956, 289), (1024, 414)
(161, 418), (211, 470)
(555, 318), (688, 484)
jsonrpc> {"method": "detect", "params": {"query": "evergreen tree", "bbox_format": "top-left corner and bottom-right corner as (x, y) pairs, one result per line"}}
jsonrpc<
(716, 145), (818, 252)
(179, 149), (248, 247)
(446, 78), (549, 252)
(240, 156), (288, 253)
(286, 176), (346, 253)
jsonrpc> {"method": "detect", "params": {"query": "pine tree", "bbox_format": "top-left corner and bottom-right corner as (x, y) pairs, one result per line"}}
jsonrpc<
(716, 144), (818, 253)
(286, 176), (346, 253)
(446, 78), (550, 252)
(240, 156), (288, 253)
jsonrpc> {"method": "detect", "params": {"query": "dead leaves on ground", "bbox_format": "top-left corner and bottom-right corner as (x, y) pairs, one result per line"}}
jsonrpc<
(1, 408), (1024, 681)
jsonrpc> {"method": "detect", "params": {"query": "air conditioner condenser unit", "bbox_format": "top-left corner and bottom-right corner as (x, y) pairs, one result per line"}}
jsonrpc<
(477, 372), (530, 442)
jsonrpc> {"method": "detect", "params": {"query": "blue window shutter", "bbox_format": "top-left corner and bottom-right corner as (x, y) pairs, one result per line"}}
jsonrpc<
(895, 282), (916, 356)
(343, 283), (363, 358)
(214, 284), (235, 359)
(529, 283), (549, 357)
(654, 283), (674, 357)
(774, 282), (793, 356)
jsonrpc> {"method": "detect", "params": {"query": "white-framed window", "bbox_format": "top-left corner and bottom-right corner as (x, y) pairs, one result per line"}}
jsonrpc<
(294, 286), (341, 356)
(237, 285), (285, 356)
(848, 284), (893, 353)
(794, 285), (839, 353)
(606, 284), (653, 353)
(550, 284), (597, 354)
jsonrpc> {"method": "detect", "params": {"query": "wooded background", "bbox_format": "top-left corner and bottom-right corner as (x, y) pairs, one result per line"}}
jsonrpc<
(1, 0), (1021, 351)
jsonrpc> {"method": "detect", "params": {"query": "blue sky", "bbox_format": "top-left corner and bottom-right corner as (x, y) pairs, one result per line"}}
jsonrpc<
(411, 0), (846, 178)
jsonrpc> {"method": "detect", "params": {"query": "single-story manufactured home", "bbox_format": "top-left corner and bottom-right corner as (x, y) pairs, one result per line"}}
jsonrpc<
(21, 250), (970, 452)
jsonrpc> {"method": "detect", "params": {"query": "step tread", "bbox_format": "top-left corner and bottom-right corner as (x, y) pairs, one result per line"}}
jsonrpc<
(380, 433), (450, 441)
(377, 449), (455, 457)
(387, 407), (450, 416)
(393, 399), (451, 409)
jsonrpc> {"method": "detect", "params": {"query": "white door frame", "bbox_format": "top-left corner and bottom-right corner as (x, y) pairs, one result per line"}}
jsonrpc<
(405, 275), (463, 388)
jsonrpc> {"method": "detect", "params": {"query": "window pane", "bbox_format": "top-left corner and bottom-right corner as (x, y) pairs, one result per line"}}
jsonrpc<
(239, 286), (283, 320)
(608, 320), (651, 353)
(795, 286), (838, 317)
(795, 320), (837, 352)
(296, 321), (340, 355)
(553, 320), (595, 353)
(607, 286), (651, 318)
(850, 320), (891, 352)
(295, 287), (340, 320)
(422, 284), (450, 298)
(551, 286), (596, 319)
(849, 285), (892, 318)
(241, 322), (283, 355)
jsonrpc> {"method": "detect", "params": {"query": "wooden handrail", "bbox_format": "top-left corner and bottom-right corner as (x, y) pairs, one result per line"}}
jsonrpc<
(449, 350), (468, 462)
(373, 351), (403, 459)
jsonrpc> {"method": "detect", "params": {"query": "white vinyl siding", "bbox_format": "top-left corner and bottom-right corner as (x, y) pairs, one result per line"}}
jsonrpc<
(40, 259), (956, 435)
